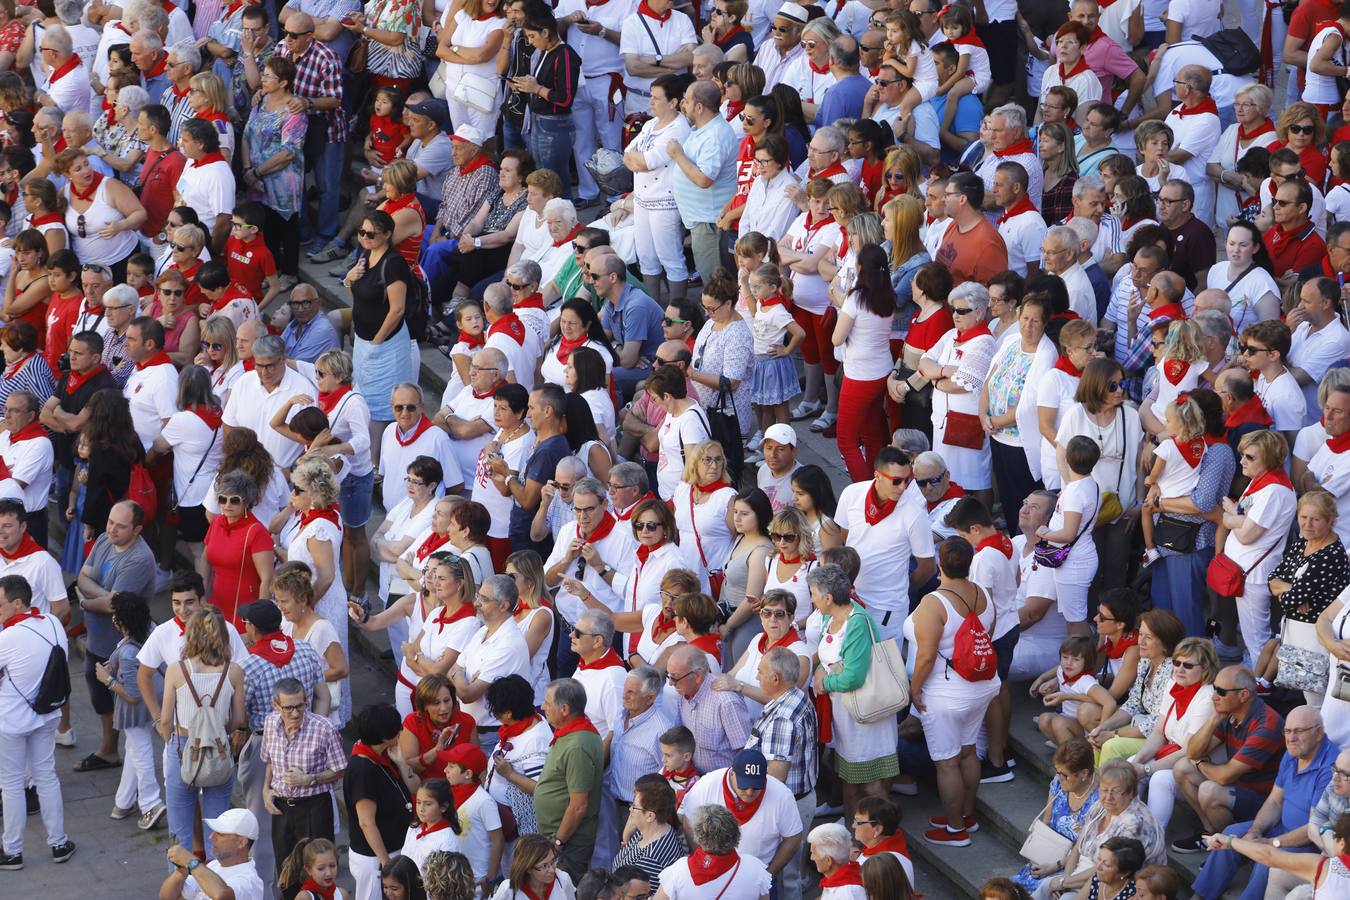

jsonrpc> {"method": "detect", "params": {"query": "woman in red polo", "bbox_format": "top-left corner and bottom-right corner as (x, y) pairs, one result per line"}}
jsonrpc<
(203, 469), (276, 628)
(398, 672), (477, 782)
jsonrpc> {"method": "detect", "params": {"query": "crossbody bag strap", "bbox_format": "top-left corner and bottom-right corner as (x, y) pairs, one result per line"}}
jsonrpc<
(1223, 263), (1256, 295)
(1115, 408), (1126, 487)
(689, 492), (710, 567)
(711, 858), (742, 900)
(637, 13), (661, 58)
(183, 426), (219, 492)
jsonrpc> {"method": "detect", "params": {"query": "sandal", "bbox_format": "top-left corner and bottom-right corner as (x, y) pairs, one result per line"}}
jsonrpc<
(73, 753), (120, 772)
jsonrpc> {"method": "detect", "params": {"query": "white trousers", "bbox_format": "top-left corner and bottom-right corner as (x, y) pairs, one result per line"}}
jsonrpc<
(0, 718), (66, 855)
(351, 849), (397, 900)
(1238, 581), (1274, 670)
(573, 77), (625, 202)
(113, 724), (162, 813)
(1143, 768), (1180, 832)
(633, 204), (688, 281)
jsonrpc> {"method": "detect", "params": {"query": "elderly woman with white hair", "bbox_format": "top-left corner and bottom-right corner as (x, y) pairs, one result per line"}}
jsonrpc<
(92, 82), (149, 185)
(654, 805), (771, 900)
(538, 198), (581, 287)
(809, 823), (866, 900)
(917, 281), (997, 494)
(1206, 83), (1277, 228)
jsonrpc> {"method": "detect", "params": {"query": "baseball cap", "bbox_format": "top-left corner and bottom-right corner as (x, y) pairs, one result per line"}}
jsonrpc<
(203, 808), (259, 841)
(452, 123), (485, 146)
(445, 743), (488, 777)
(776, 2), (808, 23)
(762, 423), (798, 448)
(405, 99), (449, 133)
(732, 749), (767, 790)
(240, 599), (282, 633)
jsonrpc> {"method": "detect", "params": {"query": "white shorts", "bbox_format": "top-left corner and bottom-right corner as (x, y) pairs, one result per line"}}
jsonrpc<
(1025, 561), (1091, 623)
(919, 681), (1001, 761)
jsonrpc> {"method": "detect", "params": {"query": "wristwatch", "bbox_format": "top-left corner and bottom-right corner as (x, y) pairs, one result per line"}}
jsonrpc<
(473, 237), (481, 249)
(187, 858), (202, 874)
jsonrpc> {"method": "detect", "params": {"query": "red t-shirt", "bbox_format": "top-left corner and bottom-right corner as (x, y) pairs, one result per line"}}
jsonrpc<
(1264, 221), (1327, 276)
(935, 217), (1009, 286)
(204, 513), (275, 628)
(729, 135), (757, 211)
(44, 290), (83, 372)
(401, 710), (478, 781)
(224, 235), (276, 301)
(138, 147), (187, 238)
(369, 114), (411, 165)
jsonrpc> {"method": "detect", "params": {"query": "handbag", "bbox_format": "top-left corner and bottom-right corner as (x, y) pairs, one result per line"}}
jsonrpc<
(451, 72), (500, 114)
(1206, 541), (1278, 599)
(164, 425), (219, 527)
(1097, 409), (1128, 524)
(346, 37), (368, 74)
(705, 378), (744, 485)
(1019, 818), (1073, 867)
(1032, 485), (1099, 569)
(836, 611), (911, 724)
(1275, 617), (1330, 693)
(942, 409), (985, 450)
(1154, 513), (1202, 554)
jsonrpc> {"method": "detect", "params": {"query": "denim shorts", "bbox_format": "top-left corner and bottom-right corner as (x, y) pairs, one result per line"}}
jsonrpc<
(340, 469), (376, 528)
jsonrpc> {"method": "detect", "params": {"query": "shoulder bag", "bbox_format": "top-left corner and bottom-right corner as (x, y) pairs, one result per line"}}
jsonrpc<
(690, 492), (724, 601)
(836, 610), (911, 724)
(1206, 540), (1278, 599)
(705, 378), (744, 485)
(164, 425), (219, 527)
(1275, 616), (1329, 694)
(1033, 484), (1099, 569)
(1097, 408), (1127, 524)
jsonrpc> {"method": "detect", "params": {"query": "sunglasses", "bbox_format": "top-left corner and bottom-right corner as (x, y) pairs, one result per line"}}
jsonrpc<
(739, 114), (758, 125)
(1174, 660), (1199, 670)
(885, 171), (907, 181)
(1238, 344), (1270, 355)
(1288, 124), (1316, 135)
(160, 287), (185, 297)
(506, 280), (529, 289)
(661, 316), (689, 326)
(392, 403), (419, 412)
(634, 521), (663, 532)
(759, 607), (790, 619)
(1212, 685), (1244, 697)
(283, 29), (313, 38)
(570, 627), (601, 638)
(357, 228), (385, 238)
(199, 341), (225, 351)
(170, 242), (190, 252)
(950, 306), (973, 316)
(877, 473), (909, 485)
(770, 24), (796, 34)
(914, 475), (944, 487)
(769, 531), (799, 542)
(77, 213), (86, 239)
(217, 494), (243, 506)
(1107, 380), (1122, 392)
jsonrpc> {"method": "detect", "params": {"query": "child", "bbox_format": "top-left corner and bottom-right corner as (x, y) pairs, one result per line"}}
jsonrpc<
(734, 230), (780, 318)
(381, 857), (428, 900)
(125, 253), (156, 303)
(1144, 320), (1204, 435)
(224, 200), (279, 307)
(196, 260), (260, 329)
(441, 299), (486, 397)
(746, 262), (806, 445)
(936, 5), (990, 132)
(1140, 396), (1208, 567)
(367, 86), (412, 168)
(96, 591), (164, 829)
(280, 837), (350, 900)
(60, 431), (91, 574)
(883, 10), (939, 124)
(659, 725), (699, 805)
(1030, 635), (1116, 745)
(401, 779), (462, 875)
(1034, 435), (1103, 631)
(442, 744), (503, 892)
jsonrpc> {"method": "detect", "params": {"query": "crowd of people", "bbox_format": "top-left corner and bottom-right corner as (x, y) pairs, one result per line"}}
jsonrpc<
(8, 0), (1350, 898)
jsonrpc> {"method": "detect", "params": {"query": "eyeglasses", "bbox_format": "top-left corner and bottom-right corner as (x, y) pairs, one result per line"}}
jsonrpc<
(405, 476), (428, 486)
(770, 24), (796, 34)
(1288, 124), (1316, 135)
(1157, 196), (1185, 206)
(769, 532), (799, 542)
(469, 364), (499, 373)
(199, 341), (225, 352)
(662, 316), (689, 326)
(634, 521), (663, 532)
(169, 242), (190, 252)
(573, 243), (592, 255)
(82, 264), (109, 274)
(853, 818), (876, 827)
(288, 298), (317, 307)
(392, 403), (420, 412)
(217, 494), (243, 506)
(1150, 338), (1166, 349)
(1285, 724), (1321, 737)
(1334, 767), (1350, 779)
(700, 456), (724, 465)
(666, 670), (693, 683)
(569, 627), (601, 638)
(1271, 198), (1297, 207)
(275, 701), (306, 713)
(1241, 451), (1260, 462)
(759, 607), (790, 620)
(1094, 612), (1117, 622)
(573, 503), (601, 514)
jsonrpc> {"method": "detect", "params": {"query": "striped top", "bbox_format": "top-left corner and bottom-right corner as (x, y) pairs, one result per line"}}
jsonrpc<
(0, 353), (56, 409)
(611, 826), (687, 890)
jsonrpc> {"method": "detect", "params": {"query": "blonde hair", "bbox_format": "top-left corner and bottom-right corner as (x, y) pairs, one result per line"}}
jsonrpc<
(882, 145), (921, 198)
(182, 607), (230, 666)
(1161, 319), (1205, 364)
(292, 456), (340, 508)
(769, 507), (816, 560)
(201, 316), (238, 372)
(884, 194), (925, 266)
(1164, 396), (1205, 442)
(1238, 428), (1288, 473)
(188, 71), (233, 120)
(1299, 489), (1338, 523)
(681, 439), (727, 485)
(505, 550), (547, 607)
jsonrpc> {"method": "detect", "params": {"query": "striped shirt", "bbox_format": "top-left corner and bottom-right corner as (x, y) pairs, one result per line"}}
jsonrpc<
(0, 354), (56, 409)
(612, 826), (687, 890)
(745, 687), (818, 797)
(679, 676), (752, 774)
(608, 703), (674, 802)
(1216, 697), (1285, 797)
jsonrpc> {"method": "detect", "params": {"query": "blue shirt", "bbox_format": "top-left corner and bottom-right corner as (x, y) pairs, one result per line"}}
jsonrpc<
(283, 314), (341, 363)
(912, 93), (983, 163)
(818, 74), (871, 127)
(1085, 262), (1111, 322)
(509, 433), (572, 550)
(672, 115), (738, 227)
(1275, 736), (1339, 836)
(600, 285), (665, 366)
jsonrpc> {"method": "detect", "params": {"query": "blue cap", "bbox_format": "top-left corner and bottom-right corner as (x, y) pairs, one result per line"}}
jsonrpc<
(732, 749), (767, 790)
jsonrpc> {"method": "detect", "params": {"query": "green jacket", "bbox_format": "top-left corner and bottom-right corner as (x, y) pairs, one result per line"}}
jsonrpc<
(820, 603), (878, 694)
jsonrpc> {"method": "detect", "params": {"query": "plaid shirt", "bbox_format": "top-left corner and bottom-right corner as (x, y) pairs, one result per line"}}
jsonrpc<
(275, 40), (346, 143)
(240, 640), (327, 731)
(745, 687), (818, 797)
(679, 675), (752, 774)
(260, 710), (347, 797)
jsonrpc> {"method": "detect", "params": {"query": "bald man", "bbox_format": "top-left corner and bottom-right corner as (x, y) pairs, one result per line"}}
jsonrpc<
(281, 284), (340, 362)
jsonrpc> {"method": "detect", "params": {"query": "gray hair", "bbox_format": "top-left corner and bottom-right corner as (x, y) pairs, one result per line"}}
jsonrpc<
(671, 643), (711, 674)
(572, 476), (606, 503)
(543, 197), (578, 228)
(483, 283), (513, 314)
(1045, 225), (1078, 254)
(913, 450), (948, 474)
(273, 676), (305, 700)
(628, 666), (663, 698)
(507, 260), (542, 286)
(948, 282), (989, 315)
(102, 284), (139, 309)
(217, 470), (260, 507)
(802, 16), (841, 41)
(54, 0), (84, 26)
(117, 85), (150, 117)
(991, 103), (1027, 135)
(609, 461), (649, 492)
(555, 456), (588, 480)
(169, 39), (202, 71)
(845, 211), (884, 247)
(62, 110), (92, 134)
(1066, 216), (1099, 247)
(830, 35), (860, 71)
(814, 125), (847, 154)
(131, 29), (163, 53)
(252, 334), (285, 361)
(41, 23), (72, 55)
(577, 608), (616, 645)
(1226, 666), (1259, 694)
(806, 564), (852, 607)
(1097, 758), (1140, 794)
(138, 7), (168, 32)
(1194, 309), (1233, 343)
(891, 428), (930, 454)
(692, 43), (724, 64)
(481, 573), (518, 609)
(35, 106), (63, 129)
(808, 823), (853, 863)
(597, 253), (629, 279)
(1234, 83), (1273, 113)
(7, 390), (37, 414)
(692, 806), (741, 855)
(392, 381), (424, 402)
(1320, 368), (1350, 407)
(548, 677), (588, 716)
(1072, 175), (1105, 198)
(764, 646), (800, 685)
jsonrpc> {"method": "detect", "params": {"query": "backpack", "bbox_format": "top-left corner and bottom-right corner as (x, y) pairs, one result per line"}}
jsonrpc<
(375, 252), (430, 342)
(6, 617), (71, 714)
(942, 588), (998, 682)
(176, 661), (234, 788)
(124, 462), (158, 522)
(1196, 30), (1261, 77)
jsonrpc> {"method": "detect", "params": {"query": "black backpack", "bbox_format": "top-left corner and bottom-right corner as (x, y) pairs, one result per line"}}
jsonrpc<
(1196, 30), (1261, 76)
(374, 252), (430, 343)
(7, 617), (71, 714)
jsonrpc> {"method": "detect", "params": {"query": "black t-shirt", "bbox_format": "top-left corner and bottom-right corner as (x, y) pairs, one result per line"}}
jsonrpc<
(508, 433), (572, 551)
(1166, 216), (1217, 291)
(53, 367), (117, 467)
(343, 755), (414, 857)
(351, 250), (413, 343)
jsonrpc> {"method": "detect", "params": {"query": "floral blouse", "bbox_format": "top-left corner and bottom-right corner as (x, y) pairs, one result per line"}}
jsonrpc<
(481, 186), (529, 234)
(985, 339), (1039, 442)
(363, 0), (424, 79)
(1013, 779), (1100, 892)
(691, 317), (754, 432)
(1120, 657), (1174, 737)
(1270, 536), (1350, 622)
(244, 102), (307, 218)
(98, 124), (147, 187)
(1076, 798), (1167, 871)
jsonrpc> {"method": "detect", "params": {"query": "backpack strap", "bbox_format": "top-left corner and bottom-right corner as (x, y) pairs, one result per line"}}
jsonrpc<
(179, 659), (205, 708)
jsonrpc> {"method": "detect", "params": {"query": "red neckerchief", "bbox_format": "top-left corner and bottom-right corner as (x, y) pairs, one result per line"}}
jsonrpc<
(804, 213), (831, 237)
(819, 861), (864, 889)
(190, 404), (222, 430)
(135, 350), (173, 371)
(578, 648), (626, 670)
(1225, 396), (1273, 429)
(198, 109), (229, 129)
(715, 24), (747, 48)
(64, 363), (108, 394)
(514, 595), (551, 617)
(450, 781), (480, 809)
(637, 0), (671, 21)
(555, 334), (587, 364)
(977, 533), (1014, 559)
(690, 632), (722, 663)
(100, 97), (116, 127)
(472, 379), (504, 401)
(53, 135), (67, 153)
(414, 530), (450, 563)
(169, 83), (190, 102)
(300, 878), (337, 900)
(861, 833), (910, 858)
(551, 222), (585, 248)
(461, 331), (485, 350)
(1328, 427), (1350, 454)
(696, 479), (732, 494)
(955, 321), (991, 343)
(69, 172), (103, 202)
(1057, 56), (1091, 82)
(396, 415), (435, 447)
(864, 482), (897, 525)
(1172, 436), (1205, 467)
(487, 313), (526, 346)
(1169, 678), (1204, 717)
(458, 153), (492, 177)
(997, 194), (1038, 224)
(1052, 355), (1082, 377)
(1172, 97), (1219, 118)
(28, 212), (62, 228)
(1267, 220), (1318, 259)
(650, 609), (677, 644)
(549, 715), (599, 745)
(1242, 467), (1294, 498)
(515, 292), (545, 310)
(757, 627), (801, 653)
(995, 137), (1035, 158)
(352, 741), (402, 780)
(222, 0), (247, 19)
(47, 53), (82, 84)
(723, 99), (745, 121)
(7, 422), (46, 445)
(189, 150), (226, 169)
(242, 359), (256, 372)
(1239, 119), (1276, 143)
(615, 492), (657, 521)
(688, 849), (739, 886)
(249, 631), (296, 667)
(635, 540), (668, 565)
(1060, 665), (1090, 686)
(663, 762), (697, 782)
(722, 768), (765, 824)
(432, 602), (475, 634)
(473, 8), (499, 18)
(521, 882), (555, 900)
(176, 260), (203, 284)
(808, 55), (831, 74)
(583, 511), (618, 544)
(415, 817), (455, 841)
(926, 481), (965, 512)
(317, 385), (351, 414)
(1162, 359), (1192, 385)
(3, 355), (30, 380)
(1101, 630), (1139, 660)
(1148, 302), (1186, 321)
(808, 161), (847, 181)
(497, 713), (541, 742)
(1, 608), (41, 628)
(300, 504), (341, 530)
(173, 615), (187, 635)
(758, 294), (790, 310)
(950, 31), (985, 49)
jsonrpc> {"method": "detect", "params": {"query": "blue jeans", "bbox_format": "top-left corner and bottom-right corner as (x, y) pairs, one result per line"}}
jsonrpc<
(1191, 820), (1313, 900)
(339, 468), (376, 529)
(163, 733), (236, 859)
(420, 227), (461, 299)
(303, 125), (344, 245)
(526, 114), (575, 201)
(1152, 545), (1213, 637)
(502, 116), (525, 150)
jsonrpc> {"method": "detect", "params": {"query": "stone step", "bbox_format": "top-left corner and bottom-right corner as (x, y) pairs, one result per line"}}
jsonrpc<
(896, 785), (1031, 900)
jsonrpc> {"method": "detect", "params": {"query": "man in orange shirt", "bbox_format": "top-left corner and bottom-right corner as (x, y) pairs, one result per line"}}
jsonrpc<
(935, 172), (1009, 285)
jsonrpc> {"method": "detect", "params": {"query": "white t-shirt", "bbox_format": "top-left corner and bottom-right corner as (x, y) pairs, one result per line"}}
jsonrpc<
(657, 854), (772, 900)
(1223, 482), (1295, 580)
(783, 214), (842, 315)
(1254, 369), (1307, 432)
(679, 767), (803, 866)
(159, 412), (224, 507)
(618, 8), (698, 99)
(452, 786), (502, 881)
(1035, 369), (1079, 489)
(400, 820), (461, 877)
(0, 612), (68, 731)
(221, 367), (317, 468)
(459, 619), (531, 725)
(177, 158), (236, 226)
(471, 428), (535, 540)
(1308, 444), (1350, 547)
(378, 420), (459, 510)
(1153, 438), (1205, 499)
(124, 361), (178, 450)
(573, 661), (626, 737)
(1166, 0), (1221, 39)
(1055, 668), (1102, 718)
(0, 433), (53, 514)
(180, 859), (263, 900)
(0, 546), (65, 616)
(1328, 184), (1350, 227)
(835, 480), (933, 615)
(137, 616), (249, 671)
(1046, 477), (1101, 576)
(997, 208), (1048, 278)
(655, 405), (711, 500)
(839, 294), (894, 380)
(1205, 262), (1280, 336)
(545, 520), (634, 623)
(971, 542), (1018, 640)
(41, 58), (91, 114)
(1290, 319), (1350, 424)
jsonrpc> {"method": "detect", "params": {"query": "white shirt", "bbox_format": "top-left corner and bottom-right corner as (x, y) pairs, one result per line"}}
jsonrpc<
(0, 431), (53, 514)
(545, 519), (636, 623)
(177, 157), (236, 227)
(757, 462), (800, 512)
(443, 386), (497, 485)
(655, 405), (711, 500)
(1309, 443), (1350, 547)
(1154, 41), (1252, 112)
(180, 859), (264, 900)
(1166, 0), (1221, 39)
(782, 54), (837, 106)
(971, 542), (1018, 639)
(558, 0), (632, 76)
(159, 412), (224, 508)
(573, 659), (626, 737)
(1056, 263), (1098, 325)
(137, 616), (248, 674)
(783, 214), (841, 315)
(451, 786), (502, 881)
(740, 170), (802, 242)
(400, 821), (461, 877)
(1223, 481), (1295, 579)
(1255, 369), (1307, 432)
(1290, 319), (1350, 424)
(835, 481), (933, 615)
(124, 360), (178, 450)
(618, 8), (698, 99)
(658, 854), (772, 900)
(459, 619), (531, 725)
(680, 768), (803, 867)
(1097, 0), (1142, 48)
(485, 321), (539, 392)
(377, 419), (459, 511)
(752, 41), (805, 87)
(839, 294), (894, 380)
(40, 56), (91, 114)
(221, 367), (317, 468)
(0, 610), (68, 731)
(997, 207), (1048, 278)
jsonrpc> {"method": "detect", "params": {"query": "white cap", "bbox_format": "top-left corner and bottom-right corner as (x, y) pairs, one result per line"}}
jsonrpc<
(451, 123), (485, 146)
(203, 808), (259, 840)
(776, 2), (808, 23)
(762, 423), (798, 447)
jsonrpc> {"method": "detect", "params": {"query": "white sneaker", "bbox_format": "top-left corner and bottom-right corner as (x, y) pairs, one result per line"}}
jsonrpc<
(744, 451), (765, 465)
(54, 728), (75, 748)
(790, 399), (822, 421)
(809, 412), (837, 433)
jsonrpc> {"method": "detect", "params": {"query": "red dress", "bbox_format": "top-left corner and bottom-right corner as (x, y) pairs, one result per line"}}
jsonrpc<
(204, 513), (275, 627)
